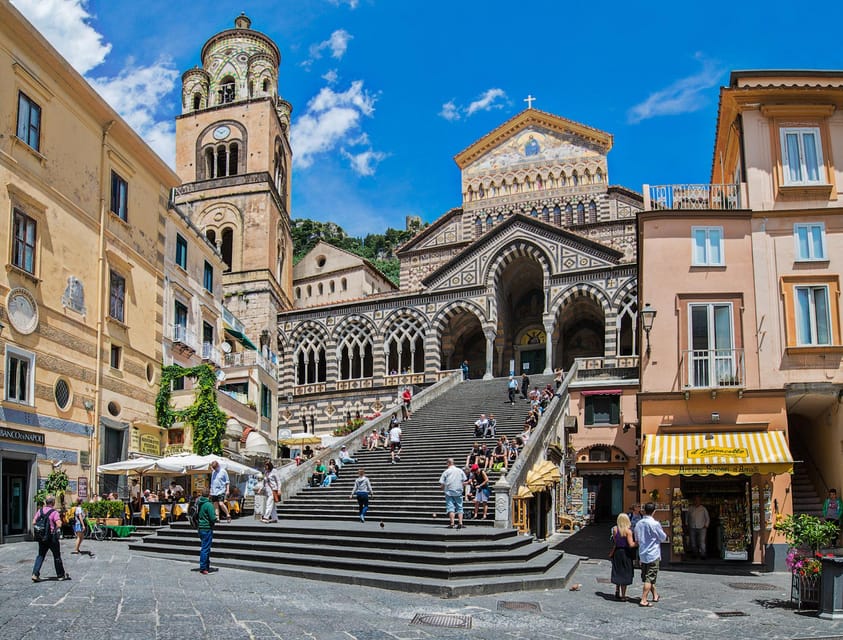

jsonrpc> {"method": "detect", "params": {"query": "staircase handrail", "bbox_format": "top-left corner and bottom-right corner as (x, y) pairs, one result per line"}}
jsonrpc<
(493, 363), (577, 528)
(277, 370), (464, 501)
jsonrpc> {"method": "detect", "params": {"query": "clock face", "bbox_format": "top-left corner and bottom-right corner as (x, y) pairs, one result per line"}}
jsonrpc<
(213, 125), (231, 140)
(7, 288), (39, 335)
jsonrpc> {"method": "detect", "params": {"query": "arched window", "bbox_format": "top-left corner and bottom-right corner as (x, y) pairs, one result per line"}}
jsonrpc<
(385, 313), (426, 374)
(496, 212), (504, 224)
(565, 203), (573, 226)
(337, 322), (374, 380)
(584, 169), (592, 184)
(206, 141), (239, 179)
(553, 205), (561, 226)
(485, 214), (493, 231)
(318, 283), (323, 295)
(341, 277), (347, 291)
(249, 82), (254, 98)
(576, 202), (585, 225)
(542, 206), (550, 222)
(295, 287), (301, 299)
(329, 280), (335, 293)
(536, 175), (543, 190)
(572, 171), (579, 186)
(560, 173), (567, 186)
(206, 229), (216, 246)
(475, 217), (483, 236)
(262, 78), (270, 93)
(617, 292), (638, 355)
(193, 93), (202, 110)
(306, 285), (312, 297)
(229, 142), (239, 176)
(220, 228), (233, 271)
(218, 76), (236, 104)
(589, 200), (597, 223)
(595, 169), (604, 183)
(294, 327), (327, 384)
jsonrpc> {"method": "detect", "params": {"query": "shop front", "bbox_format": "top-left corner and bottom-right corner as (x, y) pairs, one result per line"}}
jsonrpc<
(641, 430), (793, 564)
(0, 427), (42, 543)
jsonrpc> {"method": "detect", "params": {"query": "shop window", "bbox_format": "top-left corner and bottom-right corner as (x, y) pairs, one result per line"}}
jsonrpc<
(584, 395), (620, 426)
(692, 226), (724, 266)
(794, 222), (826, 261)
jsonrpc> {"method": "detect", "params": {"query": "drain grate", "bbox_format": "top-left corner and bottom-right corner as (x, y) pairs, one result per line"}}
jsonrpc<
(727, 582), (779, 591)
(715, 611), (748, 617)
(498, 601), (542, 612)
(595, 577), (612, 584)
(411, 613), (472, 629)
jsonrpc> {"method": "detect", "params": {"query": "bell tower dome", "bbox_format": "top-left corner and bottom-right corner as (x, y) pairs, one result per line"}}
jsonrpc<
(173, 15), (294, 343)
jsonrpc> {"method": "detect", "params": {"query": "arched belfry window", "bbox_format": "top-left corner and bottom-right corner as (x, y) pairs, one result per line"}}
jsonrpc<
(294, 327), (327, 384)
(219, 76), (236, 104)
(193, 93), (202, 110)
(221, 227), (233, 272)
(205, 141), (240, 179)
(337, 322), (374, 380)
(263, 78), (270, 93)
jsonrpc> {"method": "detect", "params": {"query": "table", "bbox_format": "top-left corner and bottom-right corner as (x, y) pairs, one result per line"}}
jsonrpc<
(105, 525), (136, 538)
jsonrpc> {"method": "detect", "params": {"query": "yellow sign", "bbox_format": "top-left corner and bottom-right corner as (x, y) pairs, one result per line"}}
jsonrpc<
(139, 434), (160, 456)
(687, 447), (748, 459)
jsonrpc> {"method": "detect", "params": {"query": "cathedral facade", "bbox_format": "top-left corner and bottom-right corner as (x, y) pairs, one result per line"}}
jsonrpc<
(171, 16), (643, 435)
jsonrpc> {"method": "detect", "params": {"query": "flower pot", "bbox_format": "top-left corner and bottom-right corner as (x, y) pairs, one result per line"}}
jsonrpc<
(792, 572), (821, 609)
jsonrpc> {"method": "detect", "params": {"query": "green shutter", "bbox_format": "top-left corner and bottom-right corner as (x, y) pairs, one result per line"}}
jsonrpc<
(610, 398), (620, 425)
(584, 399), (594, 425)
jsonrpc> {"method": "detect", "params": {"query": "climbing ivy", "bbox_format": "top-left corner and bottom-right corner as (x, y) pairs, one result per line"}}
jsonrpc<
(156, 364), (227, 455)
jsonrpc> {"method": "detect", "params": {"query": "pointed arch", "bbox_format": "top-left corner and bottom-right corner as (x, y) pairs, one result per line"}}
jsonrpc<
(334, 316), (376, 380)
(290, 321), (329, 384)
(382, 308), (428, 374)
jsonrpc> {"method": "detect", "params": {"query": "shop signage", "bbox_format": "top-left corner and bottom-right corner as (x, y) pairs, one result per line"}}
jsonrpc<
(139, 434), (160, 456)
(687, 447), (748, 459)
(0, 426), (45, 445)
(678, 464), (762, 475)
(78, 477), (88, 499)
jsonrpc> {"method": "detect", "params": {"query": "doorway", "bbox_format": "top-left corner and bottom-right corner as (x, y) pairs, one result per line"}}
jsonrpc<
(519, 347), (545, 375)
(2, 458), (30, 538)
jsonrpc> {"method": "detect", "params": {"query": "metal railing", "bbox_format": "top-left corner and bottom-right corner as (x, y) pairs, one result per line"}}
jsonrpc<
(573, 356), (639, 382)
(170, 324), (196, 348)
(681, 348), (745, 389)
(201, 343), (220, 365)
(224, 350), (278, 378)
(644, 183), (742, 211)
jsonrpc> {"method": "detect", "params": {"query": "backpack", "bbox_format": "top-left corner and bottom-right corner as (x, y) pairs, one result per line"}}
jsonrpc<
(188, 503), (200, 529)
(34, 508), (55, 542)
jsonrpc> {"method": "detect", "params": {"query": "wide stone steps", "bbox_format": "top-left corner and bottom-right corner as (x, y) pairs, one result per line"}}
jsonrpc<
(133, 376), (573, 594)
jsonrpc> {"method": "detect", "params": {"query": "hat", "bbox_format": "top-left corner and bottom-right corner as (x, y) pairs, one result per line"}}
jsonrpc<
(471, 464), (479, 471)
(341, 445), (347, 449)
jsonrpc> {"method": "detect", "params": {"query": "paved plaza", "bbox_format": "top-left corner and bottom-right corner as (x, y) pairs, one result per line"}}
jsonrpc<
(1, 536), (842, 640)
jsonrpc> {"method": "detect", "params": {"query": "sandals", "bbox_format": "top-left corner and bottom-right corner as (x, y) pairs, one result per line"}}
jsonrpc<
(638, 601), (653, 607)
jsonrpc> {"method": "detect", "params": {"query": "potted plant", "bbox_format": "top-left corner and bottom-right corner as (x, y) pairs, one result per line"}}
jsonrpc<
(775, 514), (839, 608)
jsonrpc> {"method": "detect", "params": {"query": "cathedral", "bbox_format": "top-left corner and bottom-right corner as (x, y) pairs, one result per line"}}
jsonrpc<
(173, 16), (643, 434)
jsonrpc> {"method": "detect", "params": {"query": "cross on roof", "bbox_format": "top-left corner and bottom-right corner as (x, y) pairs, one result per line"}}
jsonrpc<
(524, 94), (536, 109)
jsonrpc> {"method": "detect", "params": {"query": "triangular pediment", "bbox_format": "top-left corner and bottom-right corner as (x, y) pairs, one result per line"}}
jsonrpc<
(454, 109), (613, 171)
(421, 215), (622, 292)
(396, 208), (465, 254)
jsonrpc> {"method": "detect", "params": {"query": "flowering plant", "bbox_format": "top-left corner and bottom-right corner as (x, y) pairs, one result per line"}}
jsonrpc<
(786, 549), (823, 577)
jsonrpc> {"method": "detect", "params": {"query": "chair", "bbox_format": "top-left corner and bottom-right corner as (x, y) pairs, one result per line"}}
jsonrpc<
(147, 504), (162, 526)
(130, 504), (145, 526)
(161, 503), (173, 523)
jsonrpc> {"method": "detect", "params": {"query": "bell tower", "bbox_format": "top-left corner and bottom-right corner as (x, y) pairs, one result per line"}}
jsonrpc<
(173, 13), (293, 342)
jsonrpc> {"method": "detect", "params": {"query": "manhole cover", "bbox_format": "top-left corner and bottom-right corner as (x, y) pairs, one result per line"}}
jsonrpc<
(411, 614), (472, 629)
(498, 601), (541, 612)
(596, 577), (612, 584)
(715, 611), (748, 617)
(727, 582), (778, 591)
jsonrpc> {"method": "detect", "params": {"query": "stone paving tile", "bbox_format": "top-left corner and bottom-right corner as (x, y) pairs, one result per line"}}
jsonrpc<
(5, 540), (843, 639)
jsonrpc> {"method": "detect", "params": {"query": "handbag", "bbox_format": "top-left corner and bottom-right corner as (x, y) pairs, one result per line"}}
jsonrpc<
(272, 490), (281, 503)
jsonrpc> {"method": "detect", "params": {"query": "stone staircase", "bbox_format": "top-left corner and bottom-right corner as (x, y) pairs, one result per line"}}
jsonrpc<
(130, 376), (579, 595)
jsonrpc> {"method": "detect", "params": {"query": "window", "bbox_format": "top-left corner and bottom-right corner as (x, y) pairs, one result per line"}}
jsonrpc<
(584, 395), (620, 426)
(781, 127), (824, 185)
(109, 270), (125, 322)
(795, 285), (831, 346)
(174, 300), (188, 342)
(12, 209), (36, 273)
(203, 261), (214, 292)
(688, 303), (735, 387)
(219, 77), (235, 104)
(794, 223), (826, 261)
(110, 344), (122, 370)
(54, 379), (71, 410)
(16, 92), (41, 152)
(692, 226), (724, 266)
(6, 347), (34, 404)
(175, 234), (187, 269)
(260, 383), (271, 419)
(110, 171), (128, 221)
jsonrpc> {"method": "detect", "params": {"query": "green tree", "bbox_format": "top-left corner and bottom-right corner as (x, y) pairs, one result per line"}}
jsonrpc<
(156, 364), (227, 455)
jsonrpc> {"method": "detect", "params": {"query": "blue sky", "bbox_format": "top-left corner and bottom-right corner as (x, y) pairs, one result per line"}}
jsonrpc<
(12, 0), (843, 236)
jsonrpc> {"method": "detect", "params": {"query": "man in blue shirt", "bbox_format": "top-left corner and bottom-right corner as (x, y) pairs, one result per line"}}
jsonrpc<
(633, 502), (667, 607)
(210, 460), (231, 523)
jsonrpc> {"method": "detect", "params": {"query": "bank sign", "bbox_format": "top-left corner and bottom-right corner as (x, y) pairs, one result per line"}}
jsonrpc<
(0, 426), (45, 445)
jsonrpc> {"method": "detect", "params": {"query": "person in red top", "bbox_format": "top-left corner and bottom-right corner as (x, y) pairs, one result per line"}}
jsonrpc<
(400, 387), (412, 421)
(32, 494), (69, 582)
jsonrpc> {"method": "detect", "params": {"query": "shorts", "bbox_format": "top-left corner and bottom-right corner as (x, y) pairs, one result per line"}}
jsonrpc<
(475, 488), (489, 503)
(444, 493), (464, 514)
(73, 522), (84, 533)
(641, 560), (660, 584)
(211, 494), (225, 502)
(390, 441), (401, 452)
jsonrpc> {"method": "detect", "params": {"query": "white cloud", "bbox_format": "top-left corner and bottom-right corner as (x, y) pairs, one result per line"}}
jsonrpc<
(293, 80), (386, 175)
(12, 0), (110, 73)
(341, 148), (388, 176)
(327, 0), (359, 8)
(88, 58), (179, 164)
(322, 69), (339, 84)
(13, 0), (178, 166)
(627, 56), (724, 124)
(303, 29), (353, 69)
(439, 88), (507, 121)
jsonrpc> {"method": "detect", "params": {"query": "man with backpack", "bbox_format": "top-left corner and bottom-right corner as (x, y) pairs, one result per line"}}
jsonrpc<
(32, 494), (70, 582)
(196, 488), (217, 575)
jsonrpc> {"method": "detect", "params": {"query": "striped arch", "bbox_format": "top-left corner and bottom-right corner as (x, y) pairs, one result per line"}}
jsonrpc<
(483, 239), (553, 290)
(431, 299), (488, 338)
(551, 283), (614, 362)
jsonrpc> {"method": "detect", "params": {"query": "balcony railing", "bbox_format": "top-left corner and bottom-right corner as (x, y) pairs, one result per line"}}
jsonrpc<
(223, 350), (278, 378)
(201, 342), (221, 365)
(573, 356), (639, 382)
(681, 348), (745, 389)
(643, 184), (743, 211)
(170, 325), (197, 351)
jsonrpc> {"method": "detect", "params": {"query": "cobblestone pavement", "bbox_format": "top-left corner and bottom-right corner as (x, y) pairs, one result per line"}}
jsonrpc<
(1, 538), (841, 639)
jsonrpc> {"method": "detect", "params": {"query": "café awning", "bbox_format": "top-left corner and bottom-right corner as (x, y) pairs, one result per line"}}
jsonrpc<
(641, 430), (793, 477)
(223, 325), (257, 350)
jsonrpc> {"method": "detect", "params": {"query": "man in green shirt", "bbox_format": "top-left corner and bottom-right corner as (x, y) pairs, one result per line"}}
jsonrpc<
(197, 488), (216, 575)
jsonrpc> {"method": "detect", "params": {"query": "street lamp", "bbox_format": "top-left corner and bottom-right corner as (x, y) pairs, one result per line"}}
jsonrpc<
(640, 303), (657, 357)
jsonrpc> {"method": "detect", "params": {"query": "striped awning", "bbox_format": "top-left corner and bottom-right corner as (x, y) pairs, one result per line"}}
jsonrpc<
(641, 431), (793, 477)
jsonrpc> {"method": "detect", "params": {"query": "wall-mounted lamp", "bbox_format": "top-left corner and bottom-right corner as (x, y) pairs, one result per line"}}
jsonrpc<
(711, 412), (720, 424)
(83, 399), (95, 411)
(640, 303), (657, 357)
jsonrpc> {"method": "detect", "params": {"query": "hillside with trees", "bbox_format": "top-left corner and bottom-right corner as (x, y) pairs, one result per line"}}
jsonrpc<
(291, 218), (423, 286)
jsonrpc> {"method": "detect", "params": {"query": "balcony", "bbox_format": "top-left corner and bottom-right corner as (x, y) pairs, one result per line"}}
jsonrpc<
(224, 350), (278, 379)
(681, 348), (745, 390)
(643, 183), (744, 211)
(170, 324), (196, 355)
(201, 342), (221, 366)
(573, 356), (639, 382)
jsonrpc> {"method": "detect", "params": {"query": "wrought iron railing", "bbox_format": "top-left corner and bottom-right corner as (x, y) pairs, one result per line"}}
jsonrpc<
(170, 324), (196, 348)
(681, 348), (745, 389)
(645, 183), (742, 211)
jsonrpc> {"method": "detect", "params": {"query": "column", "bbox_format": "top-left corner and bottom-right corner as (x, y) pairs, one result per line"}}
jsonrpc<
(484, 327), (496, 380)
(543, 320), (554, 374)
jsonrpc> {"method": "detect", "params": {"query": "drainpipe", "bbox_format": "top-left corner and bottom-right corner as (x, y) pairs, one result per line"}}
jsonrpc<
(92, 121), (114, 493)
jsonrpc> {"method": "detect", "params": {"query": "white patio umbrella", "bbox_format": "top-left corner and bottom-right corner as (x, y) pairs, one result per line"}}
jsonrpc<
(97, 457), (158, 474)
(153, 453), (260, 476)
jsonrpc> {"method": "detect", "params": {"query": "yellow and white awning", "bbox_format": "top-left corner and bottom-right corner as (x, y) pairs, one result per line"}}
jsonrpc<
(641, 431), (793, 477)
